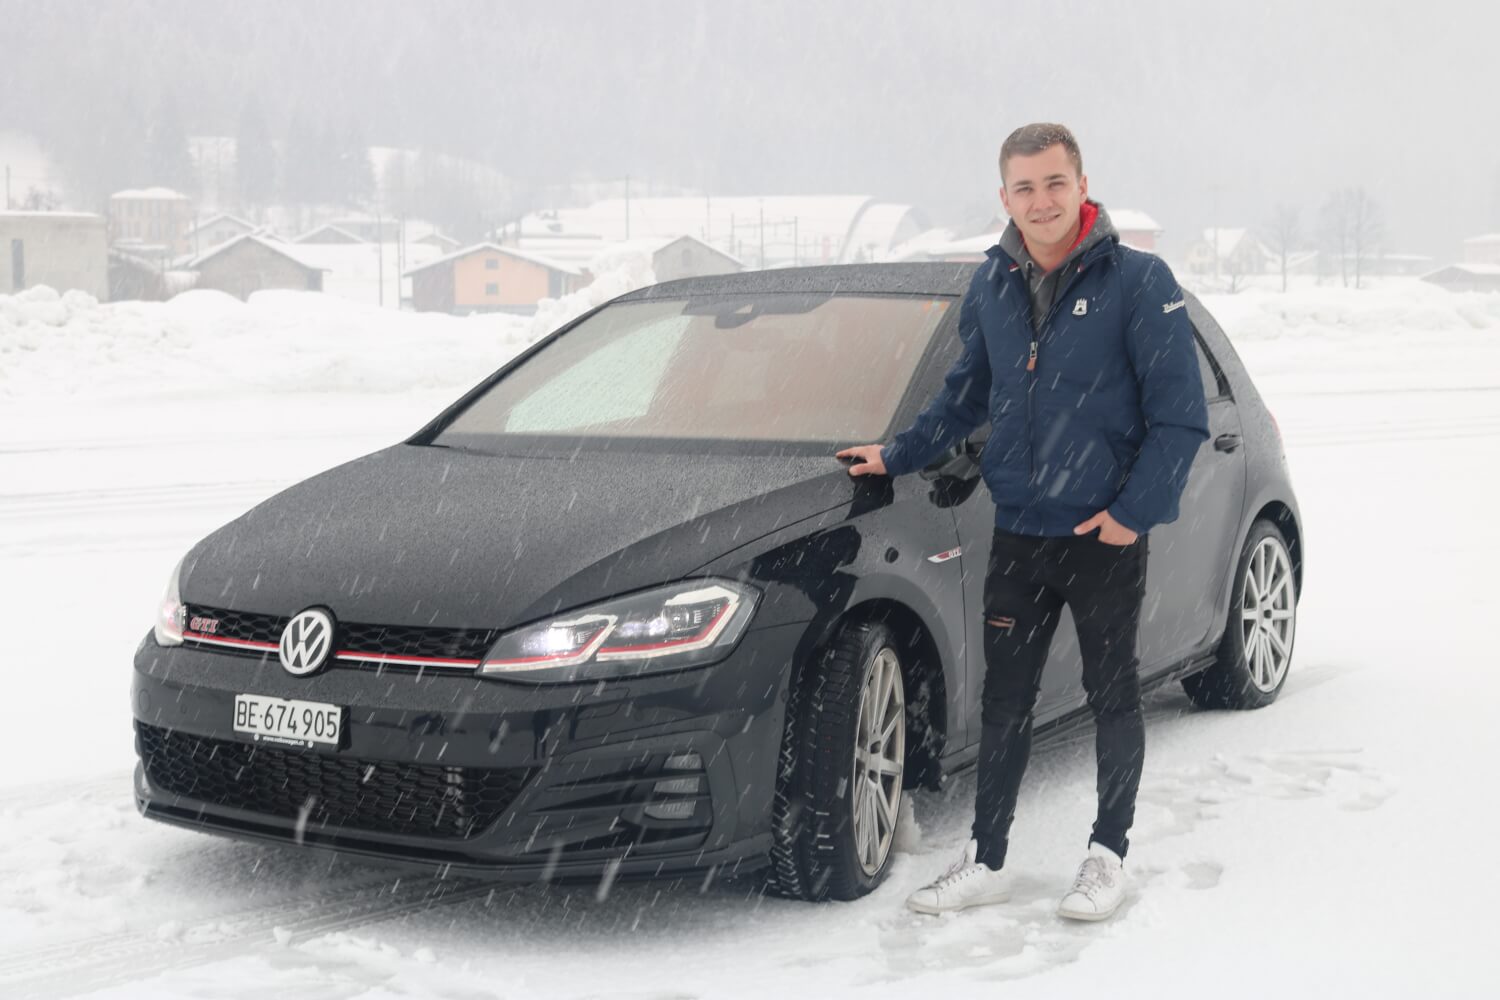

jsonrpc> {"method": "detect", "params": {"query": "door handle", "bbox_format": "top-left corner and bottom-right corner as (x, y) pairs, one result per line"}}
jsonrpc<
(1214, 433), (1241, 452)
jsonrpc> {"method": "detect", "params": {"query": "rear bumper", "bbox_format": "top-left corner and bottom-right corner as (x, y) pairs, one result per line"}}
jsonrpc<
(131, 622), (803, 880)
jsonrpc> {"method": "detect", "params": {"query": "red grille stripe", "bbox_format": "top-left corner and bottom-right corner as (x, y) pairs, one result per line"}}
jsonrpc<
(335, 650), (480, 668)
(184, 632), (278, 651)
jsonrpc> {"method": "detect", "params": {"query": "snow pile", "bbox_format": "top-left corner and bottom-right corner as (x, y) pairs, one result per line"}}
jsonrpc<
(0, 285), (538, 403)
(528, 241), (657, 341)
(1199, 282), (1500, 342)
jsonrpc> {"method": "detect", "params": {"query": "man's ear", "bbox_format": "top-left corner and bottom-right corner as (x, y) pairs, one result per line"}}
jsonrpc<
(1079, 173), (1089, 200)
(999, 185), (1013, 217)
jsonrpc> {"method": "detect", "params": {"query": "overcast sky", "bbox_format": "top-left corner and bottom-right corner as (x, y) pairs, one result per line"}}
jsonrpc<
(2, 0), (1495, 257)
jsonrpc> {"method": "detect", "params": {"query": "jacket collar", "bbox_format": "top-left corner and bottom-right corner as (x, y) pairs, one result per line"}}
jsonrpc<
(986, 199), (1118, 272)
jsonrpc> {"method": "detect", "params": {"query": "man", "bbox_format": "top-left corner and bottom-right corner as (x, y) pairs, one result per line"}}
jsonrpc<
(835, 123), (1208, 921)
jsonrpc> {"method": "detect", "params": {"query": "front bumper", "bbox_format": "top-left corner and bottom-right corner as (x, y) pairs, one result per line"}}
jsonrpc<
(131, 622), (803, 881)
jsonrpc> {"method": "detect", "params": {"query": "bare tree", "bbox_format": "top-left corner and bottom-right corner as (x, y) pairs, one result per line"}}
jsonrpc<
(1321, 188), (1384, 289)
(1320, 191), (1351, 288)
(1346, 188), (1383, 289)
(1264, 203), (1300, 293)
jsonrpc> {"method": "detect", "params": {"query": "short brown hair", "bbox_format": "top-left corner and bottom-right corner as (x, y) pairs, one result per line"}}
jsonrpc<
(999, 123), (1083, 183)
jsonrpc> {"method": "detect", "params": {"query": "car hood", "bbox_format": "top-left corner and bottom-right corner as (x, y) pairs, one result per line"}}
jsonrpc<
(182, 443), (861, 631)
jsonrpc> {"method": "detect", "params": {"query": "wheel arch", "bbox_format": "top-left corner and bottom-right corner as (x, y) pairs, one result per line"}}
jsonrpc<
(796, 598), (950, 793)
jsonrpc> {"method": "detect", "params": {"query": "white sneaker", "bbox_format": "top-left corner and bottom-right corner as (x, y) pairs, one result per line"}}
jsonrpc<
(1057, 841), (1127, 921)
(905, 838), (1013, 915)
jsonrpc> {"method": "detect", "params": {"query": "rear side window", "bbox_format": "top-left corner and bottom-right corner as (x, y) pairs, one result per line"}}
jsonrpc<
(1192, 331), (1230, 401)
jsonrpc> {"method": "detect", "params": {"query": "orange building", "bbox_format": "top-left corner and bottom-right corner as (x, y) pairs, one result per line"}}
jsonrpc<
(406, 243), (584, 315)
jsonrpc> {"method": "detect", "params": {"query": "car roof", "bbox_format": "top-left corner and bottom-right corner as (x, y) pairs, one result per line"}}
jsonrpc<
(615, 262), (979, 301)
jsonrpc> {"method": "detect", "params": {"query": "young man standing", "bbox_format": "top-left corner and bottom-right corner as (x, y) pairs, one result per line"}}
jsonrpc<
(836, 123), (1209, 921)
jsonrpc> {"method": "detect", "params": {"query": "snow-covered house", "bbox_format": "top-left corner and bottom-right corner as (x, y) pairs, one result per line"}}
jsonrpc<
(0, 210), (108, 298)
(1420, 263), (1500, 293)
(1184, 228), (1272, 277)
(406, 243), (585, 315)
(1462, 233), (1500, 267)
(1108, 209), (1164, 251)
(108, 187), (194, 256)
(186, 234), (325, 299)
(187, 213), (260, 255)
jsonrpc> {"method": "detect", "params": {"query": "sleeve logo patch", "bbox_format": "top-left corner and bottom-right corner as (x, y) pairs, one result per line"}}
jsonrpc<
(1162, 299), (1186, 314)
(1073, 298), (1088, 316)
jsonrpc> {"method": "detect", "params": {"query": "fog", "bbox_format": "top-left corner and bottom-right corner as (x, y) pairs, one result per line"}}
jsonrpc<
(1, 0), (1495, 257)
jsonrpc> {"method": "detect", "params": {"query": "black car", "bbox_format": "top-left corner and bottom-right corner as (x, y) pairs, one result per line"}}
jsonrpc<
(134, 263), (1303, 901)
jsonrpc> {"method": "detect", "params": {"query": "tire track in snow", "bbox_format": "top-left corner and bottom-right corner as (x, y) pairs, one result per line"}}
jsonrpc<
(0, 872), (497, 999)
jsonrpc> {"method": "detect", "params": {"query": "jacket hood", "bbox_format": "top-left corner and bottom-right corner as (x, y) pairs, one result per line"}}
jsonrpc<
(180, 443), (857, 631)
(996, 198), (1119, 270)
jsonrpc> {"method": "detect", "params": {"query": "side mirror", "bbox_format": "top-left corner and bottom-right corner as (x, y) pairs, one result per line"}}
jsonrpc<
(919, 434), (986, 481)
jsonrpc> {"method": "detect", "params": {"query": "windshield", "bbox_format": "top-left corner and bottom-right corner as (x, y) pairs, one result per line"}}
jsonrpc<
(432, 292), (952, 451)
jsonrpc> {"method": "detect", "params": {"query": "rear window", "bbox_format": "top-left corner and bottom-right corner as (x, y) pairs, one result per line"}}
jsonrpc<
(434, 293), (953, 450)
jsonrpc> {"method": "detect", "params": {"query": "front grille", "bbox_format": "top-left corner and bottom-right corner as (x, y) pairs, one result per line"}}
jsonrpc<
(182, 604), (497, 669)
(185, 605), (286, 646)
(339, 622), (498, 662)
(137, 723), (530, 839)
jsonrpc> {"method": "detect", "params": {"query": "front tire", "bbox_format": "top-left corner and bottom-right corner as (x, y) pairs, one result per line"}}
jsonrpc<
(1184, 519), (1298, 709)
(765, 621), (905, 901)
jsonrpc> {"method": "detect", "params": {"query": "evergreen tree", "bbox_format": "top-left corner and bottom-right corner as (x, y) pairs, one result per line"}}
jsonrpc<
(146, 94), (195, 193)
(235, 100), (278, 212)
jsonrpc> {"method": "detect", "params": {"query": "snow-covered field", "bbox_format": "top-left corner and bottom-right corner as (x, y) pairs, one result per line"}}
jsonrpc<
(1, 280), (1498, 998)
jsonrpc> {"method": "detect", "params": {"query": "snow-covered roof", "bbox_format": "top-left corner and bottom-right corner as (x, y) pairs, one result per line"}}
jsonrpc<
(0, 210), (103, 222)
(186, 233), (327, 272)
(515, 195), (918, 266)
(403, 242), (580, 277)
(187, 212), (256, 236)
(1423, 262), (1500, 277)
(1109, 209), (1162, 233)
(110, 187), (190, 201)
(1462, 233), (1500, 245)
(293, 224), (367, 244)
(889, 230), (998, 262)
(1199, 228), (1250, 257)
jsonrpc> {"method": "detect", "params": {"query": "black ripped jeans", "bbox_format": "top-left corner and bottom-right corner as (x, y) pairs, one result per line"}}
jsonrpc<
(972, 526), (1148, 870)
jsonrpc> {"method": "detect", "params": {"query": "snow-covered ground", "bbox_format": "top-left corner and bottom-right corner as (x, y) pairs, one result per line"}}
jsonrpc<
(1, 279), (1497, 998)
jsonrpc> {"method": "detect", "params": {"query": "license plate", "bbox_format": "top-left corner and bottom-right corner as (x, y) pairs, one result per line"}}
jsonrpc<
(233, 694), (343, 749)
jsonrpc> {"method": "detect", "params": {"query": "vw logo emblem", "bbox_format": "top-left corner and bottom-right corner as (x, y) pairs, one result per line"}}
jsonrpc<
(279, 608), (334, 676)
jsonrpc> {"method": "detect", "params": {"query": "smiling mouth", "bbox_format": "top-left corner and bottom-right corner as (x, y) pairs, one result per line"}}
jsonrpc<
(1031, 213), (1061, 224)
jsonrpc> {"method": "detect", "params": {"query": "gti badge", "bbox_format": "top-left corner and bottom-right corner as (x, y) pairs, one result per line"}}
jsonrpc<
(279, 608), (334, 676)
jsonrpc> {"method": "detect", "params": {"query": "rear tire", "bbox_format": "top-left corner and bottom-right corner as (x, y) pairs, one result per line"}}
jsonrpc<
(764, 621), (905, 901)
(1184, 519), (1298, 710)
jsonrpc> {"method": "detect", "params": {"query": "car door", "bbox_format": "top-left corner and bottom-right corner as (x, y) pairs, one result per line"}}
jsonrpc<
(1134, 316), (1248, 673)
(948, 316), (1249, 738)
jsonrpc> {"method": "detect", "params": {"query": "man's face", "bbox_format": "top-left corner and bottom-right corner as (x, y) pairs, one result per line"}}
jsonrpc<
(999, 143), (1089, 251)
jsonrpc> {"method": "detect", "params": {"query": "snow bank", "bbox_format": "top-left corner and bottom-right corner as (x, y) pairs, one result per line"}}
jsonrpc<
(527, 242), (657, 341)
(0, 285), (535, 403)
(1199, 282), (1500, 342)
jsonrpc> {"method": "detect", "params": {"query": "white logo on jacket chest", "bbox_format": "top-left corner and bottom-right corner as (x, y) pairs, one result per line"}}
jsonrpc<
(1072, 298), (1088, 316)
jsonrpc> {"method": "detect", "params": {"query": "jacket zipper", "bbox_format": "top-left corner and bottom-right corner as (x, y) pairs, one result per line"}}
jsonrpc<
(1022, 248), (1106, 492)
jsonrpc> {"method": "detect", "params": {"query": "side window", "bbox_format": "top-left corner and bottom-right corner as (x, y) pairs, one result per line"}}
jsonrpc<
(1192, 329), (1229, 401)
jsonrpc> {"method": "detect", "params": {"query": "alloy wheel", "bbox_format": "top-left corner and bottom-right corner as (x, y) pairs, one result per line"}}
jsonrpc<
(851, 646), (904, 876)
(1239, 535), (1296, 693)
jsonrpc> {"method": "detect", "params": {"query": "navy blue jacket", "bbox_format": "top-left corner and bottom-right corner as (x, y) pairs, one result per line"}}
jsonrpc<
(881, 234), (1210, 536)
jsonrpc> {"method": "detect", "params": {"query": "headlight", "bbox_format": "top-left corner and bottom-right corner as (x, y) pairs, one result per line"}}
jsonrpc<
(153, 557), (186, 647)
(479, 578), (759, 682)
